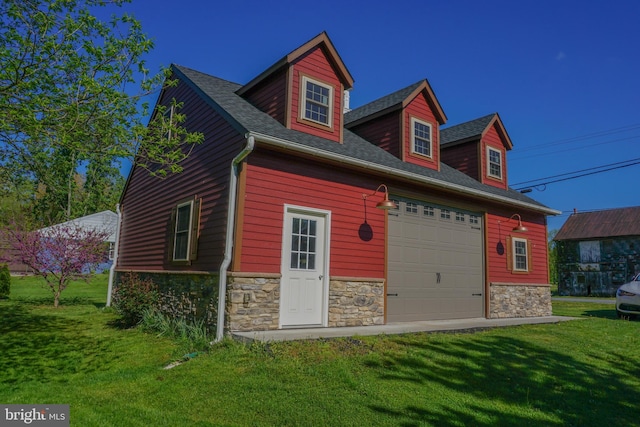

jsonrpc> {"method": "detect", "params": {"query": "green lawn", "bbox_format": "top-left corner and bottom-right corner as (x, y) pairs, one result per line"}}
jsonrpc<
(1, 275), (639, 426)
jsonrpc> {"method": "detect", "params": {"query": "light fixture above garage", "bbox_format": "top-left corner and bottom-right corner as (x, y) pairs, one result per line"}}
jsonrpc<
(363, 184), (397, 210)
(503, 213), (528, 233)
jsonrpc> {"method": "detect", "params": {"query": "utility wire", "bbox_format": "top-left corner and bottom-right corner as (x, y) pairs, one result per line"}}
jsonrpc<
(510, 135), (639, 160)
(512, 157), (640, 186)
(513, 160), (640, 191)
(513, 123), (640, 153)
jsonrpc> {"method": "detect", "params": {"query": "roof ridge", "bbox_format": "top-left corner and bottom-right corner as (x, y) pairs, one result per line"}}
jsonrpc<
(344, 80), (425, 125)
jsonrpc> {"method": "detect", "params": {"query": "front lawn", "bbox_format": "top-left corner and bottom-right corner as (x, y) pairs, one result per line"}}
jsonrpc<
(1, 276), (638, 426)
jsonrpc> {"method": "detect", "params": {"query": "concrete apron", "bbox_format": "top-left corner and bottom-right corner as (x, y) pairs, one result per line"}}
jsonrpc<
(232, 316), (578, 343)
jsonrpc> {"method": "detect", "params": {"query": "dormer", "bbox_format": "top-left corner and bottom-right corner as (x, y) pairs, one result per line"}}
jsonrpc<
(440, 113), (513, 189)
(345, 80), (447, 171)
(236, 32), (354, 143)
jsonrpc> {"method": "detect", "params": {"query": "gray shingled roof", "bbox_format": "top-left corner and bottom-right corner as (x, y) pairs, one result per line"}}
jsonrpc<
(173, 65), (553, 213)
(344, 81), (423, 125)
(554, 207), (640, 240)
(440, 113), (496, 145)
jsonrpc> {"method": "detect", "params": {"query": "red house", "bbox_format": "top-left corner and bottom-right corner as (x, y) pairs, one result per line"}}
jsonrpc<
(114, 32), (559, 340)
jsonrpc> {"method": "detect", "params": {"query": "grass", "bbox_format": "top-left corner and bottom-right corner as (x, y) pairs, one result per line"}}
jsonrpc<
(1, 275), (639, 426)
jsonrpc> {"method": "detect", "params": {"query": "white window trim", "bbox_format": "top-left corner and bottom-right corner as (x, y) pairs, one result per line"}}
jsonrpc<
(512, 237), (529, 272)
(300, 75), (334, 127)
(173, 200), (194, 262)
(410, 117), (433, 158)
(487, 146), (503, 180)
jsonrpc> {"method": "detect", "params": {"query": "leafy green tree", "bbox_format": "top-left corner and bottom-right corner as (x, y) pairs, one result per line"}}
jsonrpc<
(0, 0), (203, 224)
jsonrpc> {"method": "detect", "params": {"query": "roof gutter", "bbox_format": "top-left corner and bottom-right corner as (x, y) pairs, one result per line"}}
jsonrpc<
(106, 203), (122, 307)
(215, 135), (255, 342)
(247, 131), (560, 216)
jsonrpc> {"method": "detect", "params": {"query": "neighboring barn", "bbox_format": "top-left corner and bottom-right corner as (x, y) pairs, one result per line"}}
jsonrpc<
(114, 32), (559, 340)
(554, 207), (640, 296)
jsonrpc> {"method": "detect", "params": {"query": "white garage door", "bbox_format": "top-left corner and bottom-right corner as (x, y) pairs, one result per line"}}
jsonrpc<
(387, 198), (484, 322)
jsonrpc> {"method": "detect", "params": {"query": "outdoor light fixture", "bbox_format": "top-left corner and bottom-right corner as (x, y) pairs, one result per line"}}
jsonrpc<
(362, 184), (397, 210)
(501, 213), (528, 233)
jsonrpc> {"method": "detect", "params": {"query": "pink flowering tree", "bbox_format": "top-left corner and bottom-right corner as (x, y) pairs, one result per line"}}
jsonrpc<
(2, 222), (111, 307)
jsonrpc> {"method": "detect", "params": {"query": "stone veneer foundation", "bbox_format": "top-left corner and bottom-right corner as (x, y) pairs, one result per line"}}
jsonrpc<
(489, 282), (552, 318)
(226, 273), (385, 332)
(114, 270), (219, 331)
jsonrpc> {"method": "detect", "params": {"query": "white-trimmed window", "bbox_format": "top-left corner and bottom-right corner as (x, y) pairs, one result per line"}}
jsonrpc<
(411, 117), (432, 157)
(487, 146), (503, 180)
(512, 237), (529, 272)
(455, 212), (465, 222)
(170, 198), (201, 263)
(440, 209), (451, 220)
(469, 215), (480, 225)
(301, 76), (333, 126)
(290, 217), (317, 270)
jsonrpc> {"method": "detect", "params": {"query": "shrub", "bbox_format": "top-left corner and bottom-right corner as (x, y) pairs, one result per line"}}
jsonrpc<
(112, 272), (158, 327)
(140, 308), (212, 354)
(0, 264), (10, 299)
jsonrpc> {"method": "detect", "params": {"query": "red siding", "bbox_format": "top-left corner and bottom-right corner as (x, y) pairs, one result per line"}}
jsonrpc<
(403, 94), (439, 170)
(441, 141), (480, 180)
(290, 46), (343, 143)
(239, 151), (386, 278)
(486, 211), (549, 284)
(348, 111), (401, 158)
(481, 124), (508, 189)
(118, 79), (245, 271)
(241, 67), (288, 125)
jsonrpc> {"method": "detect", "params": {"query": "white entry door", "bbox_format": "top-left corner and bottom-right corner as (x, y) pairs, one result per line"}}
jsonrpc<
(280, 207), (329, 328)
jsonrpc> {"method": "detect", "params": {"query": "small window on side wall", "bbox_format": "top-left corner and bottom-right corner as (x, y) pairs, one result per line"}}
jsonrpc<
(300, 76), (333, 127)
(411, 117), (432, 158)
(506, 236), (531, 273)
(487, 146), (503, 180)
(169, 197), (201, 263)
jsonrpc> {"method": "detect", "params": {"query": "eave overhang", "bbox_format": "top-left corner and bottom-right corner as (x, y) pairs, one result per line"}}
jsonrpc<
(247, 131), (560, 216)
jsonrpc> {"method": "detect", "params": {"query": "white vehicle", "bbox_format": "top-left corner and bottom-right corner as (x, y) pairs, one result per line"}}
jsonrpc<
(616, 273), (640, 319)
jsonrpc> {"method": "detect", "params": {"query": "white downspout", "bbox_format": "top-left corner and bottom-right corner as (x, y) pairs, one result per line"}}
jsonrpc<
(215, 135), (255, 342)
(106, 203), (122, 307)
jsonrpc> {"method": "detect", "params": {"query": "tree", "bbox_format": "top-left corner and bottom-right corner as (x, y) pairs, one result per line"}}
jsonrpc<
(2, 221), (111, 307)
(0, 0), (203, 224)
(0, 263), (10, 299)
(548, 229), (559, 286)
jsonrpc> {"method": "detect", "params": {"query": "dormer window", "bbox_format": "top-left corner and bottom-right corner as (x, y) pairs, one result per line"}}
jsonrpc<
(300, 75), (333, 127)
(411, 117), (432, 158)
(487, 146), (503, 180)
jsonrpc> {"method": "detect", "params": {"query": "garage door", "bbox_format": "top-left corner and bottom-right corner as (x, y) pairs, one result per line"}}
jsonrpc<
(387, 198), (484, 322)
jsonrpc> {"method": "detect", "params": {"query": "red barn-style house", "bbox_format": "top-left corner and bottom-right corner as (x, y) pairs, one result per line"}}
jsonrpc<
(113, 32), (559, 340)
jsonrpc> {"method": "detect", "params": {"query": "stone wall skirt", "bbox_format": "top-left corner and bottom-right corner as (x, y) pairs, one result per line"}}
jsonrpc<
(227, 273), (386, 332)
(490, 282), (552, 318)
(114, 270), (219, 332)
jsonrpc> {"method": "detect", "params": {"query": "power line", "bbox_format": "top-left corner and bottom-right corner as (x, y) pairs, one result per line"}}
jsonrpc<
(512, 157), (640, 186)
(509, 135), (640, 161)
(513, 123), (640, 153)
(513, 159), (640, 191)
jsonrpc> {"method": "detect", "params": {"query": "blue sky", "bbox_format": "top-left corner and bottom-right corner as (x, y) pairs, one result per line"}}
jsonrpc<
(116, 0), (640, 231)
